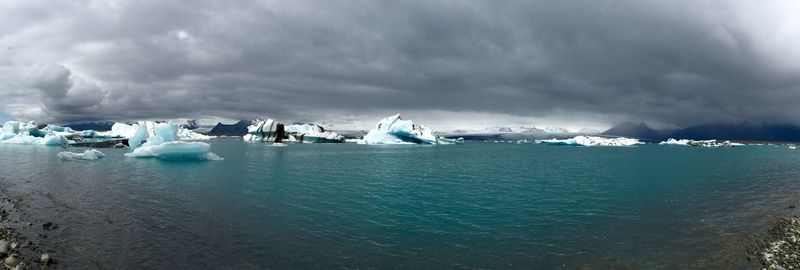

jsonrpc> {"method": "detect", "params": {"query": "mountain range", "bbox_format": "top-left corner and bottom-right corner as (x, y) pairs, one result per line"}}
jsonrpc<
(62, 121), (116, 131)
(602, 122), (800, 142)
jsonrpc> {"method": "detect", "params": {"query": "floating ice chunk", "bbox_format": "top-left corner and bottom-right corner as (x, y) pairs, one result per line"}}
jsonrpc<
(4, 120), (213, 147)
(128, 123), (150, 149)
(362, 114), (458, 145)
(0, 134), (69, 146)
(124, 122), (222, 160)
(93, 121), (212, 141)
(2, 121), (20, 135)
(538, 136), (643, 146)
(2, 135), (44, 145)
(177, 126), (215, 140)
(94, 122), (138, 138)
(284, 123), (344, 143)
(0, 127), (15, 140)
(80, 130), (97, 138)
(658, 138), (744, 147)
(0, 121), (70, 146)
(659, 138), (694, 145)
(57, 149), (105, 161)
(43, 124), (73, 133)
(41, 134), (70, 146)
(437, 137), (465, 145)
(124, 141), (223, 160)
(244, 119), (284, 142)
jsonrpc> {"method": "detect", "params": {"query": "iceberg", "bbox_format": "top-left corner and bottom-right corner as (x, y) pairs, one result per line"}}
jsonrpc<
(57, 149), (105, 161)
(43, 124), (74, 133)
(658, 138), (744, 147)
(284, 123), (344, 143)
(2, 134), (68, 146)
(177, 126), (215, 140)
(243, 119), (285, 142)
(360, 114), (462, 145)
(1, 121), (20, 140)
(1, 119), (212, 148)
(92, 121), (214, 141)
(124, 122), (222, 161)
(125, 141), (223, 160)
(93, 122), (138, 138)
(538, 136), (642, 146)
(0, 121), (70, 146)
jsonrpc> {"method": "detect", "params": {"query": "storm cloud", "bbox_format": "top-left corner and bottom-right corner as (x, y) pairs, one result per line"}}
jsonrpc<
(1, 0), (799, 130)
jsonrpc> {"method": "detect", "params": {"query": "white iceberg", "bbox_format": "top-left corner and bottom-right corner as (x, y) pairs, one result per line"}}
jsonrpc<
(57, 149), (106, 161)
(658, 138), (744, 147)
(538, 136), (643, 146)
(93, 121), (213, 141)
(124, 122), (222, 161)
(284, 123), (344, 143)
(93, 122), (138, 138)
(360, 114), (462, 145)
(177, 125), (215, 140)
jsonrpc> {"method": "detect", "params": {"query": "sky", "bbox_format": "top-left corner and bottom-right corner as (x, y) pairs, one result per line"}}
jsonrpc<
(1, 1), (800, 131)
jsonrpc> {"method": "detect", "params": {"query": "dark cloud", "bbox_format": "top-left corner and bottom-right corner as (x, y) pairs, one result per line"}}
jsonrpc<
(25, 63), (105, 121)
(1, 0), (799, 128)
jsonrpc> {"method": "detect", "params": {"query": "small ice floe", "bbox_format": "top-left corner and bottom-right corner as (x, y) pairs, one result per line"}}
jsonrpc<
(270, 143), (287, 147)
(537, 136), (642, 146)
(659, 138), (744, 147)
(57, 149), (105, 161)
(789, 144), (796, 150)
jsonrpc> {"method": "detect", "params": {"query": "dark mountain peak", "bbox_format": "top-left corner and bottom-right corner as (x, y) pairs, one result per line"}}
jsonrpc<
(208, 120), (251, 136)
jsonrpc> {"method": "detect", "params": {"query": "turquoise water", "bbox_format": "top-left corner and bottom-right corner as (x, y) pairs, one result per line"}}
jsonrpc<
(1, 140), (799, 269)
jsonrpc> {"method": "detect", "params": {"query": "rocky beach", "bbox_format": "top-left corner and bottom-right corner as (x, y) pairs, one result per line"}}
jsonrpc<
(757, 216), (800, 269)
(0, 186), (57, 269)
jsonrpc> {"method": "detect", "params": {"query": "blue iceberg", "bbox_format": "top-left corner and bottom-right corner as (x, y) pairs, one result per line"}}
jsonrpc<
(360, 114), (463, 145)
(124, 122), (222, 161)
(0, 121), (70, 146)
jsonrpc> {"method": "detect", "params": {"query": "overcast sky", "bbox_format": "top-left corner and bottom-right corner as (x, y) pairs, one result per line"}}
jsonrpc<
(1, 0), (799, 130)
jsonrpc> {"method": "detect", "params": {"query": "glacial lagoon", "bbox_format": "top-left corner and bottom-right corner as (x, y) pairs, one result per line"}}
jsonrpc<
(0, 139), (798, 268)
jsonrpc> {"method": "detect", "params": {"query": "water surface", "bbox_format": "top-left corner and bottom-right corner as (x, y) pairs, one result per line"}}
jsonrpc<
(0, 140), (798, 269)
